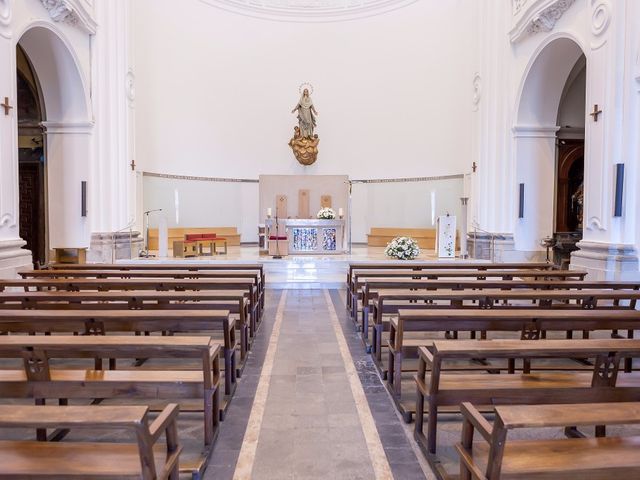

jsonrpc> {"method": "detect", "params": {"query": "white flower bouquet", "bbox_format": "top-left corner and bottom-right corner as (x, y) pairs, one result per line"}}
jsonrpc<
(317, 207), (336, 220)
(385, 236), (420, 260)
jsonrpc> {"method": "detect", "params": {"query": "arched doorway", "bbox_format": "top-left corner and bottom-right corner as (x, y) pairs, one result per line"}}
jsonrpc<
(16, 25), (92, 261)
(16, 45), (46, 266)
(514, 36), (586, 263)
(554, 54), (586, 265)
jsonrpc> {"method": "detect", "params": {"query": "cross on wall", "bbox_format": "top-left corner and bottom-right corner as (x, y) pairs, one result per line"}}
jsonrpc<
(590, 104), (603, 122)
(1, 97), (12, 115)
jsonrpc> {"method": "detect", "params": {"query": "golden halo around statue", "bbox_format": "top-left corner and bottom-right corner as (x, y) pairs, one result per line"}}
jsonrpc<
(298, 82), (314, 94)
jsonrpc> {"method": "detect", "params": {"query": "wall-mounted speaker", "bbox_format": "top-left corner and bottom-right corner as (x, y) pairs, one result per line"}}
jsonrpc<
(614, 163), (624, 217)
(518, 183), (525, 219)
(81, 181), (87, 217)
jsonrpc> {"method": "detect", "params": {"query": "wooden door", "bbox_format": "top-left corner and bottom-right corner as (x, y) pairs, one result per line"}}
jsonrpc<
(19, 161), (46, 266)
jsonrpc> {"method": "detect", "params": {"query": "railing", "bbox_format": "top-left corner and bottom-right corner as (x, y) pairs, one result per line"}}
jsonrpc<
(111, 221), (136, 264)
(470, 223), (505, 263)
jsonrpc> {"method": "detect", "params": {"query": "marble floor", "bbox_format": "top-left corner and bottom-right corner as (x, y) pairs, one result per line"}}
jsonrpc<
(130, 245), (468, 288)
(205, 288), (432, 480)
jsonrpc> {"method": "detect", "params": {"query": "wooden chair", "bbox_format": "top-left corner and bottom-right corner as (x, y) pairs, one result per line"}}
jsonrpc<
(457, 401), (640, 480)
(0, 404), (181, 480)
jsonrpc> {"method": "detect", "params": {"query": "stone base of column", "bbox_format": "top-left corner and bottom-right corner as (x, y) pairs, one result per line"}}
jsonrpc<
(0, 239), (33, 278)
(570, 240), (640, 280)
(87, 231), (144, 263)
(467, 233), (547, 263)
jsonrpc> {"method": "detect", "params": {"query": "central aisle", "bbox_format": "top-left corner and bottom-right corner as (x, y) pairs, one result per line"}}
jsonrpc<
(239, 289), (389, 479)
(205, 289), (430, 480)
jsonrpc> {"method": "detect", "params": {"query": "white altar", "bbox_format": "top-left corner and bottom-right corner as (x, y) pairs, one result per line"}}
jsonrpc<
(265, 218), (346, 255)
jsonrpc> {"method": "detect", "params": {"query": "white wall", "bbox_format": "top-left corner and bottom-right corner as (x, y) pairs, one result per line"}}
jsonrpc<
(133, 0), (475, 180)
(143, 174), (463, 243)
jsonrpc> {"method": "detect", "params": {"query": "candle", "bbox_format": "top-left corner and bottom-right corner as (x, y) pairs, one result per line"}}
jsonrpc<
(267, 208), (272, 218)
(338, 208), (344, 218)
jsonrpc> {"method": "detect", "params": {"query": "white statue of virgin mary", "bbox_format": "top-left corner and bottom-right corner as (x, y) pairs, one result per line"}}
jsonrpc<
(291, 88), (318, 138)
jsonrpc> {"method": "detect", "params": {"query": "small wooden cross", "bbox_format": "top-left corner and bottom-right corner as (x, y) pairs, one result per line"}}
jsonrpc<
(1, 97), (12, 116)
(590, 104), (603, 122)
(130, 159), (136, 171)
(472, 161), (477, 173)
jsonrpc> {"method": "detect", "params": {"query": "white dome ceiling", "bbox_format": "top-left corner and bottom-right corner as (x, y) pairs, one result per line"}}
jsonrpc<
(199, 0), (418, 22)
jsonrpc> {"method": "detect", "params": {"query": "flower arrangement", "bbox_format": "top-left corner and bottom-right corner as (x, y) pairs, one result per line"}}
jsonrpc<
(317, 207), (336, 220)
(385, 236), (420, 260)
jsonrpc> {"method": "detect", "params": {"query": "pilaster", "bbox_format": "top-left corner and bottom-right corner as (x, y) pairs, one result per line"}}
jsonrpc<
(89, 0), (137, 262)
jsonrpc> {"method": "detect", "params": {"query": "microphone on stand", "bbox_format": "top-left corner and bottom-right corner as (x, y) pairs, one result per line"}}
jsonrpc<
(140, 209), (163, 258)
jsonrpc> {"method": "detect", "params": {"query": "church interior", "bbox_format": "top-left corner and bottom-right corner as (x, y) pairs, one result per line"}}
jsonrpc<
(0, 0), (639, 478)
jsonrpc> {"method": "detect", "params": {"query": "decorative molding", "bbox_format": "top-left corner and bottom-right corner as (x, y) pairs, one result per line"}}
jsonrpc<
(636, 43), (640, 90)
(0, 0), (11, 39)
(350, 174), (464, 184)
(142, 171), (464, 185)
(126, 70), (135, 107)
(41, 120), (94, 134)
(587, 216), (604, 231)
(510, 0), (576, 43)
(590, 0), (611, 37)
(144, 171), (259, 183)
(0, 213), (15, 228)
(472, 72), (481, 111)
(198, 0), (419, 23)
(512, 124), (561, 138)
(40, 0), (97, 34)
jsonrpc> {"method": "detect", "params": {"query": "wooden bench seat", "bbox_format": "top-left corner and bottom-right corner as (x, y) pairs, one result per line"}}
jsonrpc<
(48, 262), (266, 311)
(458, 402), (640, 480)
(0, 309), (237, 398)
(0, 336), (221, 477)
(413, 339), (640, 457)
(0, 278), (261, 330)
(19, 269), (264, 321)
(366, 287), (640, 376)
(354, 277), (615, 328)
(350, 269), (587, 320)
(0, 290), (252, 363)
(388, 308), (640, 400)
(346, 261), (557, 312)
(0, 404), (180, 480)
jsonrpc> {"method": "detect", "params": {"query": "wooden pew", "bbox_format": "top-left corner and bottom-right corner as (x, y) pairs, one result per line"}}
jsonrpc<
(49, 262), (266, 310)
(0, 289), (252, 364)
(0, 278), (260, 337)
(371, 288), (640, 375)
(350, 269), (587, 321)
(0, 309), (237, 400)
(413, 339), (640, 457)
(390, 308), (640, 406)
(457, 402), (640, 480)
(0, 404), (181, 480)
(360, 279), (639, 352)
(20, 269), (264, 319)
(346, 262), (558, 312)
(0, 335), (220, 478)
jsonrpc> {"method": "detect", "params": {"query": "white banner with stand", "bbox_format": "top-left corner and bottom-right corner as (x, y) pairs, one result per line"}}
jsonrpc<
(436, 215), (456, 258)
